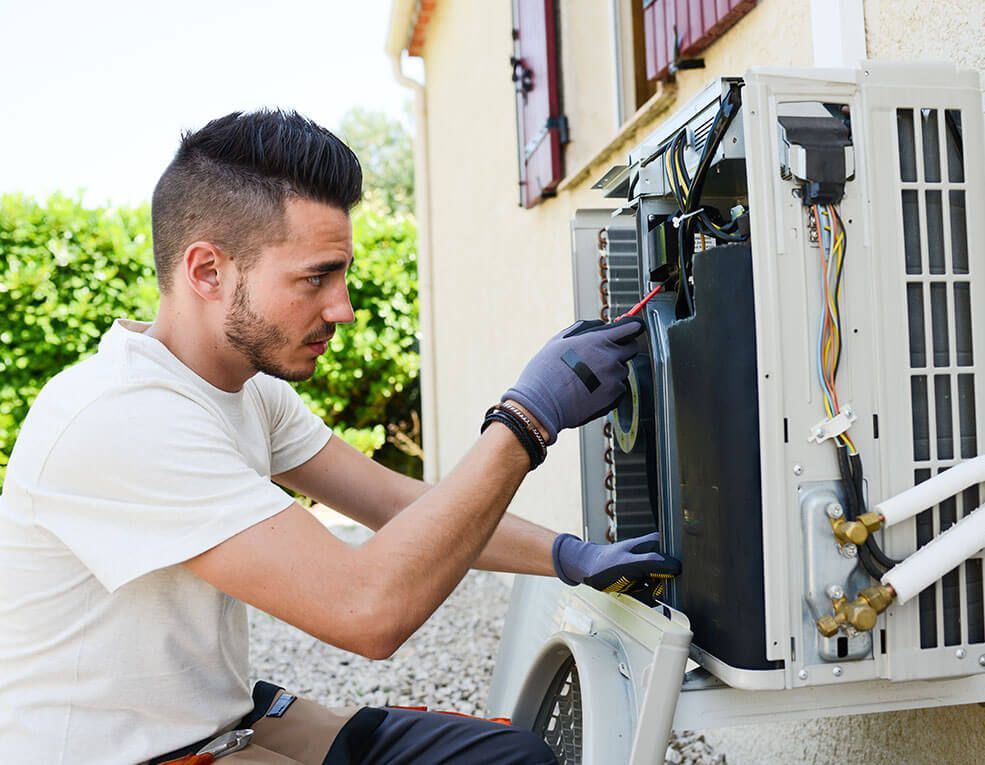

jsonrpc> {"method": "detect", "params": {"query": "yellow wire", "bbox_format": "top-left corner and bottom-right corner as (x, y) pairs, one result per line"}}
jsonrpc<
(674, 150), (688, 202)
(816, 203), (856, 455)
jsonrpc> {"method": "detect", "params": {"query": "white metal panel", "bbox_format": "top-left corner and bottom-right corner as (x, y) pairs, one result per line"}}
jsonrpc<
(744, 61), (985, 688)
(742, 65), (864, 678)
(859, 62), (985, 682)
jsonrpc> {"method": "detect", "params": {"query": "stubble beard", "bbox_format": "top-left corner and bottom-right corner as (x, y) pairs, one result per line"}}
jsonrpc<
(224, 275), (312, 382)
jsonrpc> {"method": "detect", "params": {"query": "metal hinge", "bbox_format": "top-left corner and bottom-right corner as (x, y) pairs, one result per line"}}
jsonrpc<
(547, 115), (570, 145)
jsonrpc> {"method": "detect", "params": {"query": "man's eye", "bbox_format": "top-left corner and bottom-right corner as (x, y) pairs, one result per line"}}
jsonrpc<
(306, 275), (323, 287)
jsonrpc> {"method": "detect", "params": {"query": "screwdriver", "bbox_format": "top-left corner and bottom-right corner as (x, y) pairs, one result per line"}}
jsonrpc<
(614, 283), (664, 322)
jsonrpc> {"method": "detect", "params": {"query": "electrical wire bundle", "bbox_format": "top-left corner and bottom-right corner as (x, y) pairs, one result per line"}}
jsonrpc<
(813, 204), (898, 579)
(660, 83), (747, 316)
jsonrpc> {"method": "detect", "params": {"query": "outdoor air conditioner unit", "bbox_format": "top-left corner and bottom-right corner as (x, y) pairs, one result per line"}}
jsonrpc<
(584, 61), (985, 690)
(489, 62), (985, 765)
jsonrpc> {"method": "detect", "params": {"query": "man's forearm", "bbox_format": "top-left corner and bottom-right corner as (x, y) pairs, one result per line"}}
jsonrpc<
(360, 424), (530, 647)
(474, 512), (557, 576)
(371, 474), (557, 577)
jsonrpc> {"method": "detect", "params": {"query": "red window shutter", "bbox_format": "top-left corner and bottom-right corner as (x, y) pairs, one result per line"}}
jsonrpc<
(512, 0), (566, 209)
(644, 0), (756, 81)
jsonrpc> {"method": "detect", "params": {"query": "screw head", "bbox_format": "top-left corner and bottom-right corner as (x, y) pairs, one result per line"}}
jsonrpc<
(956, 648), (967, 659)
(832, 666), (843, 677)
(793, 464), (804, 476)
(826, 584), (845, 600)
(797, 669), (808, 680)
(978, 655), (985, 667)
(826, 502), (845, 520)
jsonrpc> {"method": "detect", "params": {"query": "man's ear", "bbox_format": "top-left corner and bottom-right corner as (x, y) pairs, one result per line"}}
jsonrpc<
(183, 241), (230, 301)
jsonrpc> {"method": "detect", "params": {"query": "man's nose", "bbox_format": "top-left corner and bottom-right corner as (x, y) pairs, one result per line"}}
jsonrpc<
(322, 287), (355, 325)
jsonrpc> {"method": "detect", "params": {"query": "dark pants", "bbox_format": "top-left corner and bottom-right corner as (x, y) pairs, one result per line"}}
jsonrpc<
(354, 706), (558, 765)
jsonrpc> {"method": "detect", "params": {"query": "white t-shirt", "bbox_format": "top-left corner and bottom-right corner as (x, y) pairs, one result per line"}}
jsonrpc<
(0, 319), (332, 764)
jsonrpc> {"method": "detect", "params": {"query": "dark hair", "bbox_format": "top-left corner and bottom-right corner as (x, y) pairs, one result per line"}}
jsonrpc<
(151, 109), (362, 292)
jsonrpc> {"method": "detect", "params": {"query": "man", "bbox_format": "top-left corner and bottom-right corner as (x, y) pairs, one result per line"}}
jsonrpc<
(0, 110), (680, 764)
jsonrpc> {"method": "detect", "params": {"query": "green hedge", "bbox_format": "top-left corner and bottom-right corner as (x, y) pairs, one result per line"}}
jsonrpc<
(0, 193), (421, 485)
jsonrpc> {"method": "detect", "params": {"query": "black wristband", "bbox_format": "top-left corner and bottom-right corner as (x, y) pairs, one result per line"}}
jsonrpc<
(483, 411), (540, 470)
(498, 402), (548, 455)
(488, 403), (548, 466)
(481, 406), (546, 470)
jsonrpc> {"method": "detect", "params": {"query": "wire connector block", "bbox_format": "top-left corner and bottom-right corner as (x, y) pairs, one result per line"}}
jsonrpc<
(808, 406), (857, 444)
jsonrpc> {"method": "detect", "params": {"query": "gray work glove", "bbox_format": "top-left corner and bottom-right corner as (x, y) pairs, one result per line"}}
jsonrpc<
(502, 316), (646, 445)
(553, 531), (682, 596)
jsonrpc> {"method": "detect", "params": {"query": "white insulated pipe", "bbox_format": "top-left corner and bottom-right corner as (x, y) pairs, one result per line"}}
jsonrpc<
(882, 503), (985, 605)
(875, 455), (985, 527)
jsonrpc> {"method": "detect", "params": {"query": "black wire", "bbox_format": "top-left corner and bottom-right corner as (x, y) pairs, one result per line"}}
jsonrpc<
(666, 132), (688, 210)
(836, 446), (889, 579)
(676, 219), (694, 316)
(676, 131), (691, 189)
(866, 536), (898, 570)
(838, 446), (861, 520)
(662, 132), (693, 314)
(697, 209), (746, 242)
(669, 84), (744, 316)
(686, 86), (740, 211)
(848, 452), (901, 568)
(859, 533), (890, 579)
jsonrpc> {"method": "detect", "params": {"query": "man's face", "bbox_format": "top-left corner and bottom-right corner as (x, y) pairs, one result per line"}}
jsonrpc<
(224, 197), (355, 382)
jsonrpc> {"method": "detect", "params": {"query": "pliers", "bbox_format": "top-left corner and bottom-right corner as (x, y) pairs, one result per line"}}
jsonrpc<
(160, 729), (253, 764)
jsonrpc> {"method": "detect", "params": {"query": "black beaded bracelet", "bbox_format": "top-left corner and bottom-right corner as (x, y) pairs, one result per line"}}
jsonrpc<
(481, 405), (546, 470)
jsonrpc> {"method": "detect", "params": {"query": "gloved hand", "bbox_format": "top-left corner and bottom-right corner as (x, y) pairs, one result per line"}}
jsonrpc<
(502, 316), (646, 445)
(552, 531), (682, 597)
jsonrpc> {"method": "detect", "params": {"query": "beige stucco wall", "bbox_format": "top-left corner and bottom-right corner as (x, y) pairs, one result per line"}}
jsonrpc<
(420, 0), (614, 535)
(866, 0), (985, 72)
(413, 0), (985, 761)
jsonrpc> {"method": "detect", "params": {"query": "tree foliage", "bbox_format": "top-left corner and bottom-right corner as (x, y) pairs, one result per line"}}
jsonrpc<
(0, 192), (420, 484)
(340, 107), (415, 215)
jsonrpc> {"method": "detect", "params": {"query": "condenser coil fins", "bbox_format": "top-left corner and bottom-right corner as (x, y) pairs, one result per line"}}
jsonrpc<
(667, 244), (777, 670)
(605, 226), (660, 541)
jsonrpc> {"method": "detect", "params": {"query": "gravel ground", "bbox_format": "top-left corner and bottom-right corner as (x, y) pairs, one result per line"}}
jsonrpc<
(248, 523), (508, 716)
(248, 522), (726, 763)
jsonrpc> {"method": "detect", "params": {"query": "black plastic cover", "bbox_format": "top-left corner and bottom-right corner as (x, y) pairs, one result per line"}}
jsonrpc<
(778, 114), (852, 205)
(667, 244), (779, 671)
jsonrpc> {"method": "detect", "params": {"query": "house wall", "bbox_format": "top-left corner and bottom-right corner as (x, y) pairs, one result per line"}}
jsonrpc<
(414, 0), (985, 761)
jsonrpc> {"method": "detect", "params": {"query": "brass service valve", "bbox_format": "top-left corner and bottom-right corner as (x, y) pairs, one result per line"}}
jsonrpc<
(830, 510), (884, 546)
(815, 584), (896, 638)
